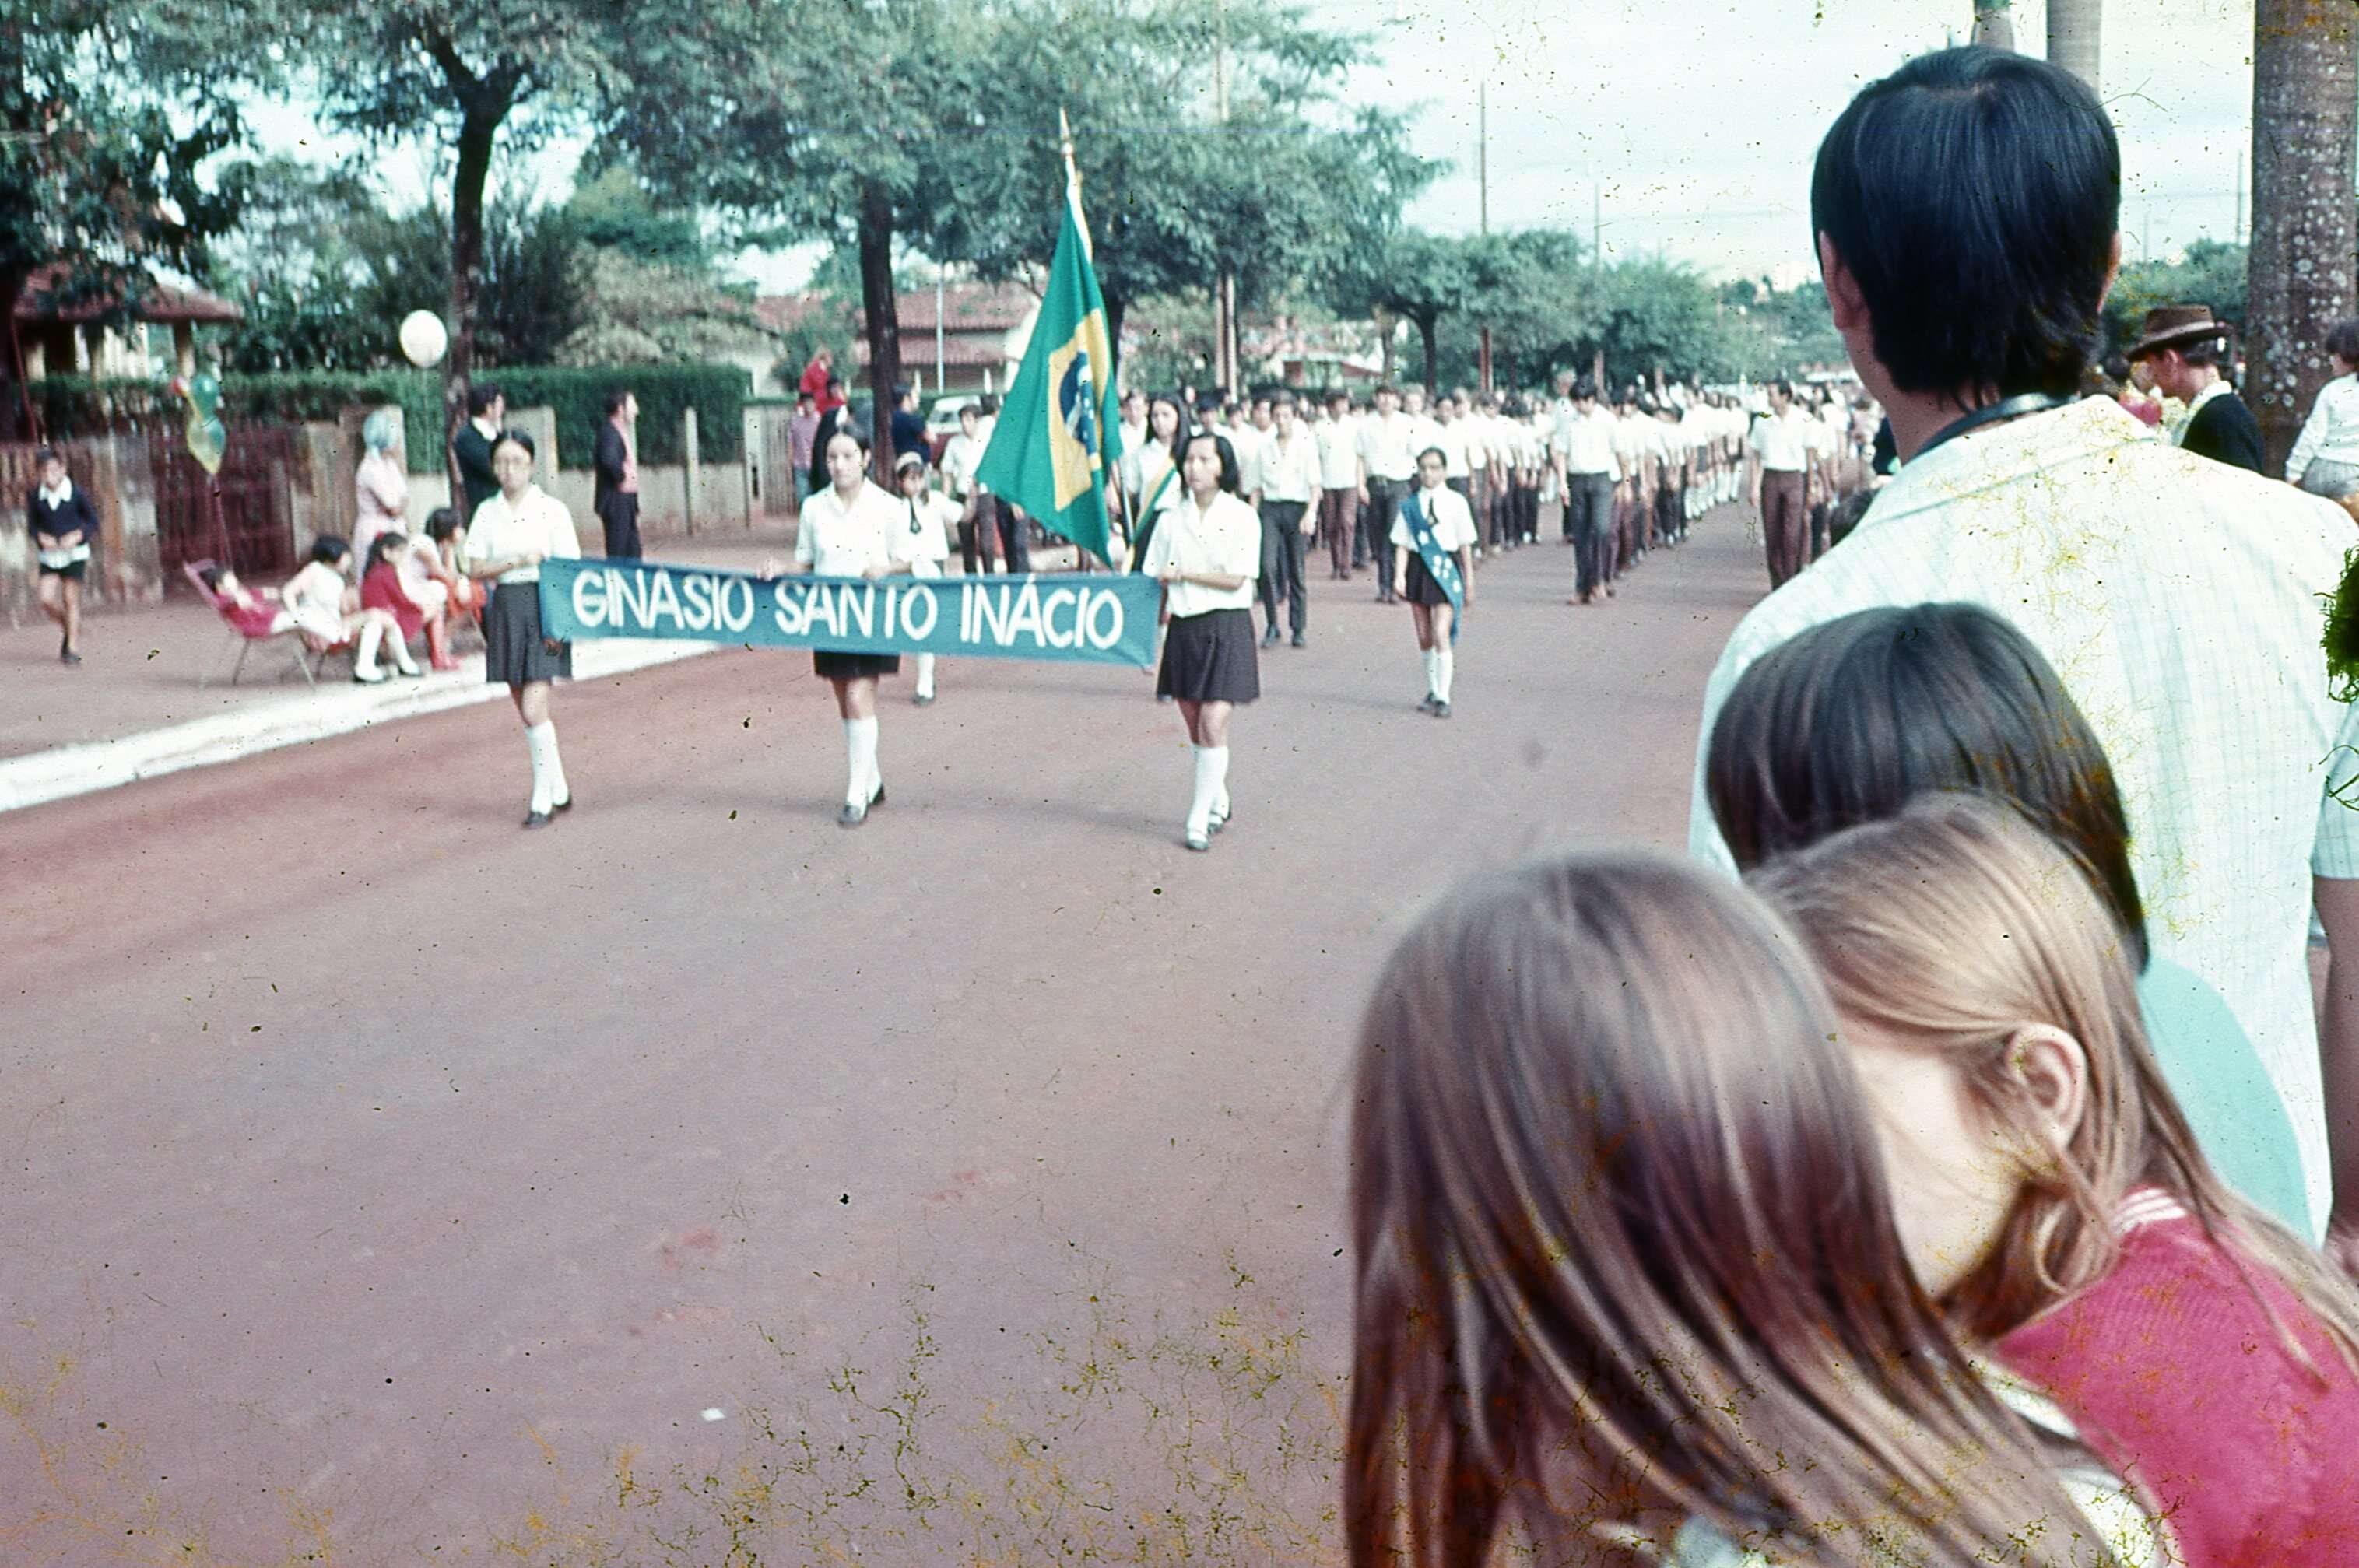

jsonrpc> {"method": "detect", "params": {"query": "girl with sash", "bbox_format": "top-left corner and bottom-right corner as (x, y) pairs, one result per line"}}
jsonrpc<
(1390, 447), (1474, 718)
(1144, 430), (1260, 851)
(1125, 394), (1189, 569)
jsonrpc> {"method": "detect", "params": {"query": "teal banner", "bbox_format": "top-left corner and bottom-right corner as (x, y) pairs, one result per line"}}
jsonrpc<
(539, 558), (1158, 668)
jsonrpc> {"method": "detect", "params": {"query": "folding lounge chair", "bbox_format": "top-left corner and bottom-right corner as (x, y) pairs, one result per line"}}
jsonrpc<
(184, 559), (353, 688)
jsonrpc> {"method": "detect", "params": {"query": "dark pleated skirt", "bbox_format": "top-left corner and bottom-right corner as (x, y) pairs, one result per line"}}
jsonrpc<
(1157, 607), (1259, 703)
(485, 581), (571, 685)
(812, 650), (901, 680)
(1401, 550), (1455, 608)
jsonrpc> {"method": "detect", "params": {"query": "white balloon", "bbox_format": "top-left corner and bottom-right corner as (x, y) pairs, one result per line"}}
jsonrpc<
(398, 310), (448, 369)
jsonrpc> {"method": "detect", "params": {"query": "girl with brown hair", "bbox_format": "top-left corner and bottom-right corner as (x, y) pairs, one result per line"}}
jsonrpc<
(1753, 797), (2359, 1565)
(1346, 850), (2163, 1568)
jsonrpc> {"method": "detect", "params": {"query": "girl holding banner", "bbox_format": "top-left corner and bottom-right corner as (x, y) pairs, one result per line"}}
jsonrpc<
(787, 426), (919, 827)
(1391, 447), (1474, 718)
(462, 430), (584, 826)
(891, 451), (958, 706)
(1145, 430), (1260, 851)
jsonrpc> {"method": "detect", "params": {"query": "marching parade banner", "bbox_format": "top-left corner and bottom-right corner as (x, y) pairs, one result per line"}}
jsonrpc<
(539, 557), (1159, 668)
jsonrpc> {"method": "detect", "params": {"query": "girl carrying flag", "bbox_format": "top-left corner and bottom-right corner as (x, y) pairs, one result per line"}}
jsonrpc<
(1390, 446), (1475, 717)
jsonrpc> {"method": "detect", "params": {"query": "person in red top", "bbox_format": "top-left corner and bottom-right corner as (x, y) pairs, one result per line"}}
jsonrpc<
(799, 348), (842, 412)
(1757, 795), (2359, 1566)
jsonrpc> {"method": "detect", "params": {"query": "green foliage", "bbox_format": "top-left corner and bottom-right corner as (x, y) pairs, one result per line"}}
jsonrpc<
(493, 363), (751, 467)
(217, 370), (447, 470)
(556, 252), (774, 368)
(2104, 240), (2249, 359)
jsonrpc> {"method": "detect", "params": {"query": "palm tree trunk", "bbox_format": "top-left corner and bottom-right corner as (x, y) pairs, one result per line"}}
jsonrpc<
(2248, 0), (2357, 472)
(1971, 0), (2015, 50)
(2048, 0), (2101, 93)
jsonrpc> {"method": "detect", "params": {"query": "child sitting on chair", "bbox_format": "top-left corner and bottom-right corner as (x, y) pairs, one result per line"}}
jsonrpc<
(198, 564), (289, 639)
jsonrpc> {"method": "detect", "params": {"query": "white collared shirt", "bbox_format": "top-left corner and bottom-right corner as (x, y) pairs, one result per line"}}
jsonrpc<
(1748, 409), (1817, 471)
(462, 485), (582, 584)
(2288, 375), (2359, 484)
(1315, 412), (1360, 489)
(888, 490), (959, 573)
(38, 477), (72, 510)
(1690, 395), (2359, 1222)
(1389, 483), (1476, 552)
(1553, 405), (1622, 479)
(1256, 427), (1322, 504)
(793, 479), (900, 577)
(1357, 410), (1417, 482)
(1143, 489), (1260, 617)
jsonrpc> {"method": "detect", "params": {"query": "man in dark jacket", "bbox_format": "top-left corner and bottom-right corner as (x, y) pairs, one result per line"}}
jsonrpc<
(451, 383), (505, 517)
(2128, 305), (2264, 472)
(592, 388), (642, 558)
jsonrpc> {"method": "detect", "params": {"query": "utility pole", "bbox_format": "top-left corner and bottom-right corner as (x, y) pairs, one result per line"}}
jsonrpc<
(1477, 77), (1493, 395)
(1213, 0), (1237, 396)
(2235, 149), (2246, 244)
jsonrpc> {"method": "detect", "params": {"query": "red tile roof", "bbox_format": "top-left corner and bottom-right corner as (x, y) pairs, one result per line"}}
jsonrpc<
(16, 263), (243, 325)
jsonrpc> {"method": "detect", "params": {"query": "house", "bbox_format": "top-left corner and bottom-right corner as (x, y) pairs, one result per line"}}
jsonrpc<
(15, 263), (243, 381)
(756, 282), (1041, 398)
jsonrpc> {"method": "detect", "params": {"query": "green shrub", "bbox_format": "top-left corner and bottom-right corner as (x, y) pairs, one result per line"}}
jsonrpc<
(26, 363), (751, 472)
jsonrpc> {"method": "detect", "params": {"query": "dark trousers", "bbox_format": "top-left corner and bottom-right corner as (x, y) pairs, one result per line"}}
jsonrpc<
(1655, 481), (1680, 545)
(1760, 469), (1807, 588)
(959, 493), (995, 574)
(1565, 472), (1616, 597)
(1258, 500), (1308, 634)
(1809, 497), (1831, 563)
(1364, 478), (1406, 598)
(995, 498), (1030, 574)
(596, 493), (642, 559)
(1516, 482), (1539, 544)
(1321, 488), (1357, 574)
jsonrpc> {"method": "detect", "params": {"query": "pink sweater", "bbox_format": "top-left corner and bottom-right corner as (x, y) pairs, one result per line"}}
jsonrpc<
(1995, 1191), (2359, 1565)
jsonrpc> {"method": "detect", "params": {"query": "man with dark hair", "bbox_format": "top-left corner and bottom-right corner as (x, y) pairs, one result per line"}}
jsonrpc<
(1690, 44), (2359, 1243)
(1550, 375), (1620, 604)
(452, 382), (505, 518)
(593, 388), (642, 558)
(890, 383), (929, 466)
(2127, 305), (2263, 472)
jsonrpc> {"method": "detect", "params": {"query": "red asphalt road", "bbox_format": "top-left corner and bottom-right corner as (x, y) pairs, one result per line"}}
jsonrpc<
(2, 508), (1767, 1565)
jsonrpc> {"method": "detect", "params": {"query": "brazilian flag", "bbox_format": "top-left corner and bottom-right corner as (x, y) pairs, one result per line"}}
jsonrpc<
(974, 181), (1123, 565)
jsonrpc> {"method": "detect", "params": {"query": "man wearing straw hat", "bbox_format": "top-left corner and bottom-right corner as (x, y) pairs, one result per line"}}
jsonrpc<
(2127, 303), (2264, 472)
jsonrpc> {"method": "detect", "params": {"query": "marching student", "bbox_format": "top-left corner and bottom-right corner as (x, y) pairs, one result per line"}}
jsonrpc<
(1391, 447), (1475, 718)
(460, 430), (581, 826)
(1143, 429), (1260, 851)
(1315, 388), (1362, 579)
(776, 425), (916, 827)
(890, 451), (957, 706)
(1255, 391), (1321, 647)
(1125, 392), (1189, 569)
(1354, 384), (1416, 602)
(939, 402), (994, 575)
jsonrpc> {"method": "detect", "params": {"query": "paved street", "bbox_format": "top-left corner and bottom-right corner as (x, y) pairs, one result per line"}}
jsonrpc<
(3, 507), (1764, 1565)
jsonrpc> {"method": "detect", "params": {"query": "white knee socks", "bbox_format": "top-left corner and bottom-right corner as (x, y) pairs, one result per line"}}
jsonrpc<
(1434, 649), (1454, 703)
(525, 721), (567, 812)
(1423, 647), (1441, 699)
(844, 717), (880, 805)
(914, 653), (936, 700)
(1188, 744), (1229, 835)
(355, 620), (384, 676)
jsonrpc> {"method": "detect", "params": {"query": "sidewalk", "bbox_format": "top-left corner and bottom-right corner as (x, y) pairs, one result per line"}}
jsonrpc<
(0, 525), (1090, 812)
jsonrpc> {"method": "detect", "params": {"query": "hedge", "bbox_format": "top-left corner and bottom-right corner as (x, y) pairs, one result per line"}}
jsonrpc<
(26, 363), (751, 474)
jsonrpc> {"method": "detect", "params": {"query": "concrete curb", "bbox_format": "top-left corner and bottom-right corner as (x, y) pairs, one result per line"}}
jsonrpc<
(0, 638), (716, 815)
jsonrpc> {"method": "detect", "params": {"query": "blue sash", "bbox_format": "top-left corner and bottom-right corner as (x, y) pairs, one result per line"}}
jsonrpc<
(1402, 490), (1464, 641)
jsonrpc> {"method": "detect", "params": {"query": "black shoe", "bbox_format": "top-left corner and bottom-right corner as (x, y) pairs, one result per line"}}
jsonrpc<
(1417, 693), (1439, 713)
(60, 649), (82, 666)
(837, 800), (868, 827)
(1432, 700), (1452, 718)
(1261, 626), (1281, 647)
(912, 691), (936, 707)
(868, 784), (886, 809)
(1290, 630), (1306, 648)
(522, 809), (552, 829)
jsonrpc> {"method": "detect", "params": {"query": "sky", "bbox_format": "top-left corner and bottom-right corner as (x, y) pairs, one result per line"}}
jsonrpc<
(245, 0), (2268, 295)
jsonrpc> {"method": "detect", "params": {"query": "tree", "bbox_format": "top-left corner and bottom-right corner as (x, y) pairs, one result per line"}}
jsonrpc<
(2248, 0), (2357, 471)
(1329, 230), (1477, 394)
(616, 0), (979, 472)
(279, 0), (636, 437)
(2103, 238), (2248, 358)
(2048, 0), (2102, 92)
(2, 1), (245, 435)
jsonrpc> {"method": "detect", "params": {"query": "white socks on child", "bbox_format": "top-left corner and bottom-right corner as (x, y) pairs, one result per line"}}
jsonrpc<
(1423, 647), (1440, 699)
(1434, 649), (1454, 703)
(844, 717), (880, 805)
(525, 721), (568, 813)
(355, 620), (384, 676)
(914, 653), (936, 700)
(1187, 744), (1230, 837)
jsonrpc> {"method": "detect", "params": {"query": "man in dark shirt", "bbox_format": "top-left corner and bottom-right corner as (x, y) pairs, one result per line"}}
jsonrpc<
(2127, 305), (2264, 472)
(890, 383), (929, 468)
(451, 383), (506, 517)
(592, 388), (642, 558)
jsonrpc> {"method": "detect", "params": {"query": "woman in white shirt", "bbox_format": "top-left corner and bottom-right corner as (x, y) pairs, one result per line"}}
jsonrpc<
(785, 426), (922, 826)
(890, 452), (959, 707)
(1390, 447), (1476, 718)
(1125, 394), (1189, 570)
(1143, 430), (1260, 851)
(2287, 317), (2359, 500)
(461, 430), (584, 827)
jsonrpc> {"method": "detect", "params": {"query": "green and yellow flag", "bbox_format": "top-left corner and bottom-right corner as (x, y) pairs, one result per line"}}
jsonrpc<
(974, 143), (1122, 565)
